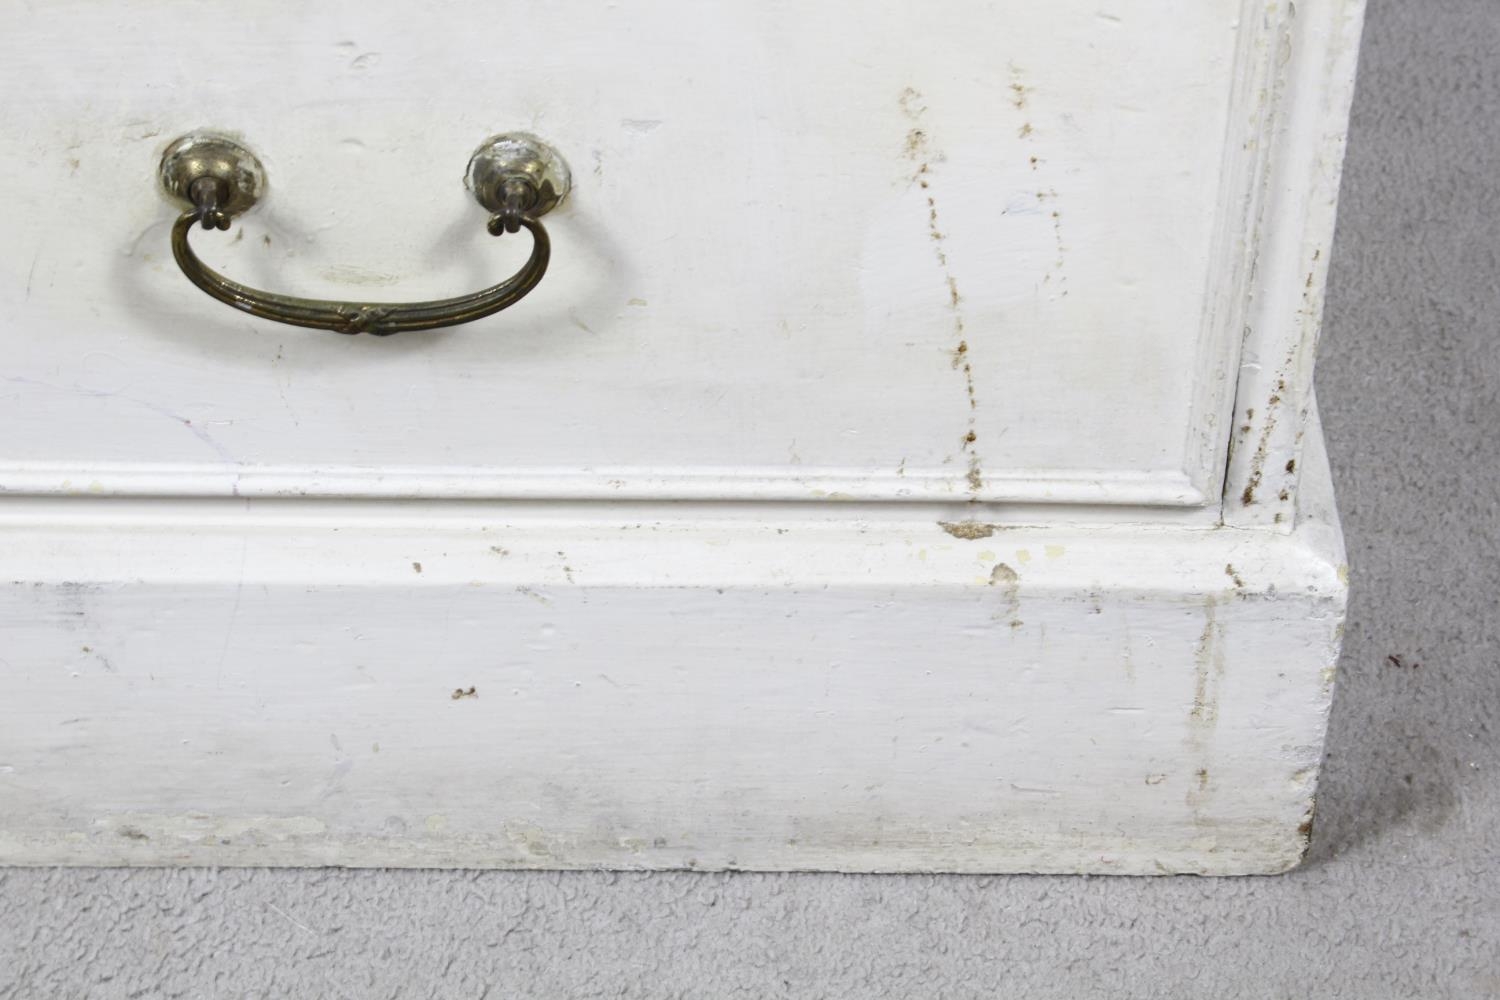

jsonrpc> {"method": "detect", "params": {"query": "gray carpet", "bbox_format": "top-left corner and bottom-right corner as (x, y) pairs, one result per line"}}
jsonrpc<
(3, 1), (1497, 996)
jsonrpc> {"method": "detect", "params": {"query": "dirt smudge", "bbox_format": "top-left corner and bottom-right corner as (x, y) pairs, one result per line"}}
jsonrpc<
(900, 87), (983, 497)
(988, 562), (1022, 630)
(940, 521), (996, 541)
(1185, 596), (1226, 816)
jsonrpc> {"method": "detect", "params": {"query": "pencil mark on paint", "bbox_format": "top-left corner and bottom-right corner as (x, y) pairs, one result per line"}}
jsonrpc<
(516, 585), (552, 607)
(568, 310), (596, 336)
(214, 538), (250, 688)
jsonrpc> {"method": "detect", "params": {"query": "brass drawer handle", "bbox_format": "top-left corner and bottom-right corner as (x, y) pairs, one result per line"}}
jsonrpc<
(158, 132), (570, 336)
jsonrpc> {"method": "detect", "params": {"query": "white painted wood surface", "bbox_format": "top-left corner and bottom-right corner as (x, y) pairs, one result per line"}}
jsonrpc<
(2, 0), (1316, 506)
(1224, 0), (1368, 527)
(0, 1), (1366, 873)
(0, 419), (1345, 874)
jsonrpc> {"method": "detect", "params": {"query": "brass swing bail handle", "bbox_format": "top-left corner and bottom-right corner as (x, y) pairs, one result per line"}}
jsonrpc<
(159, 132), (571, 336)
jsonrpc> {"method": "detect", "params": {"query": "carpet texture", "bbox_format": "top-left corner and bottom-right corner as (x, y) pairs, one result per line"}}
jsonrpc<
(2, 0), (1497, 996)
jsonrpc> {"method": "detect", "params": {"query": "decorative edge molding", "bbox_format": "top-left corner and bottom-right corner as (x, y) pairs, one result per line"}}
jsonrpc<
(0, 405), (1345, 591)
(1181, 0), (1298, 502)
(0, 463), (1205, 506)
(1221, 0), (1369, 528)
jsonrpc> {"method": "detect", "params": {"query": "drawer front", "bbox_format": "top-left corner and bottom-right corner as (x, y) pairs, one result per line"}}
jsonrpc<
(1, 1), (1278, 505)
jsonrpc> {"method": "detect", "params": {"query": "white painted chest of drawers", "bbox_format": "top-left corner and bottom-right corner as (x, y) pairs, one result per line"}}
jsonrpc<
(0, 0), (1364, 874)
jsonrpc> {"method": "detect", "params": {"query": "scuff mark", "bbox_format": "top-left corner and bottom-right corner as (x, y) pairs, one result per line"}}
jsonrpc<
(272, 341), (301, 428)
(108, 813), (327, 843)
(1049, 206), (1068, 292)
(2, 376), (237, 464)
(213, 538), (249, 688)
(86, 646), (116, 674)
(516, 585), (552, 606)
(900, 87), (983, 497)
(504, 822), (555, 859)
(988, 563), (1022, 630)
(1190, 599), (1224, 727)
(1009, 783), (1062, 796)
(450, 686), (478, 700)
(1185, 597), (1226, 816)
(568, 310), (596, 336)
(320, 264), (398, 287)
(1297, 813), (1315, 848)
